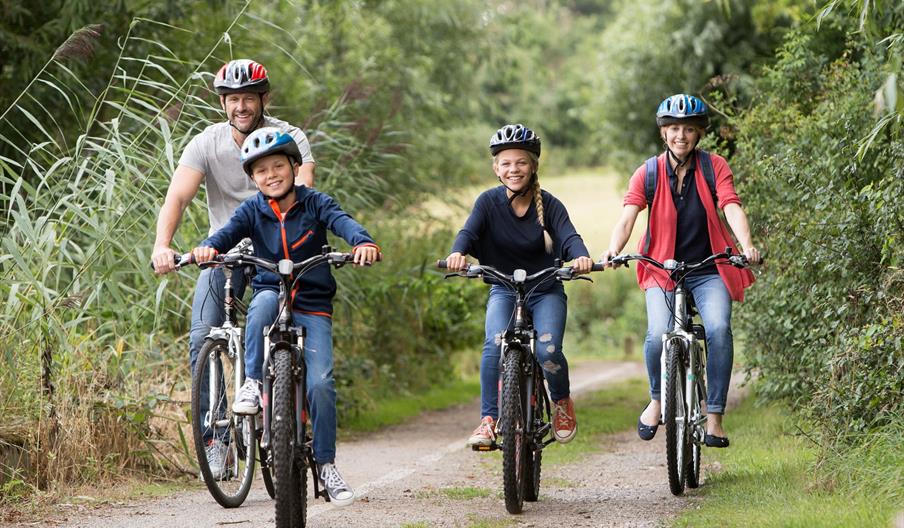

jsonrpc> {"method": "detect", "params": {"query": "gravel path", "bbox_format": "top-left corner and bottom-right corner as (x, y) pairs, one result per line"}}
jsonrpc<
(27, 360), (722, 528)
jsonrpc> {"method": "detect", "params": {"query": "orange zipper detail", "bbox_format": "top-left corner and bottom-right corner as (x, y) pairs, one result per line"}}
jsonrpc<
(291, 229), (314, 250)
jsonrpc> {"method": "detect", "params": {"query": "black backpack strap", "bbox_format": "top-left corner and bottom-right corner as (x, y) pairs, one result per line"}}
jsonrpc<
(642, 156), (658, 255)
(697, 149), (718, 209)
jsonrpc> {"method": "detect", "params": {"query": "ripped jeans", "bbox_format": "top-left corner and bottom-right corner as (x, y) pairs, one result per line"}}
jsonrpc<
(480, 283), (569, 420)
(245, 289), (338, 464)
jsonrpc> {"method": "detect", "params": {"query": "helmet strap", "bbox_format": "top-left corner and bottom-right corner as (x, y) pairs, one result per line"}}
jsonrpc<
(499, 172), (536, 203)
(665, 135), (701, 171)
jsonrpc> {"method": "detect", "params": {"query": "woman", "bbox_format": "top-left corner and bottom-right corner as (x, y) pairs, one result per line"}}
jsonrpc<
(600, 94), (760, 447)
(445, 124), (593, 447)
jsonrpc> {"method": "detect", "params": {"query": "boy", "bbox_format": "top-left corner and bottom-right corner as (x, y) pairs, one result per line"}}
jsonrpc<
(192, 127), (380, 506)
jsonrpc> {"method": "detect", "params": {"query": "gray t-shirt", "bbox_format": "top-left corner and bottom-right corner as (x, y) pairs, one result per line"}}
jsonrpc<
(178, 116), (315, 234)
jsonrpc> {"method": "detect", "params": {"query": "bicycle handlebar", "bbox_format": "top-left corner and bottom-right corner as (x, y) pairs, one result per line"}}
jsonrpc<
(608, 250), (751, 272)
(436, 260), (603, 284)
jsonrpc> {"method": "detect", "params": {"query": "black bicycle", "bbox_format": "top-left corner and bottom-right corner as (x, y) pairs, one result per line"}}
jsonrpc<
(438, 260), (603, 513)
(609, 250), (749, 495)
(243, 246), (356, 528)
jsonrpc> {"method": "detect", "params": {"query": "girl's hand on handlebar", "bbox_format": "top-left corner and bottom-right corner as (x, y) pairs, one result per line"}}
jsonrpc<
(572, 256), (593, 274)
(445, 252), (468, 271)
(353, 245), (380, 266)
(191, 246), (218, 264)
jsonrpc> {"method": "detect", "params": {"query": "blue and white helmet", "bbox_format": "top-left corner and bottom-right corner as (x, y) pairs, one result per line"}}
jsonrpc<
(240, 127), (301, 176)
(656, 94), (709, 128)
(489, 124), (541, 157)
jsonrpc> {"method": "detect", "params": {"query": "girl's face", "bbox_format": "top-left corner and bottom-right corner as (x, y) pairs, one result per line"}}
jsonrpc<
(251, 154), (296, 198)
(493, 149), (535, 194)
(661, 124), (702, 159)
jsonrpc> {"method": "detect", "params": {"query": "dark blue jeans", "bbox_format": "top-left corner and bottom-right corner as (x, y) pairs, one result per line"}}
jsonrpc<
(245, 289), (339, 464)
(643, 273), (733, 414)
(480, 283), (570, 420)
(189, 266), (248, 441)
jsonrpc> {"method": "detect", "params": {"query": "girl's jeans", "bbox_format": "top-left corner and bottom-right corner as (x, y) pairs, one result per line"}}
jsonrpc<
(643, 273), (733, 414)
(480, 283), (570, 420)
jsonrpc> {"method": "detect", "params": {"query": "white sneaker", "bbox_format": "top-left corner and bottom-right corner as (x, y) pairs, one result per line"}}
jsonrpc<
(318, 463), (355, 507)
(232, 378), (261, 415)
(204, 438), (228, 480)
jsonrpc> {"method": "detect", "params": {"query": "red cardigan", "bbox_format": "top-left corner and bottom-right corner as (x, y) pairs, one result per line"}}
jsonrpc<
(624, 151), (755, 301)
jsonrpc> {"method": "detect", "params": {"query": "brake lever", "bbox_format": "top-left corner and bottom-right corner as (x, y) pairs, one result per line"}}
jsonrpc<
(575, 275), (593, 282)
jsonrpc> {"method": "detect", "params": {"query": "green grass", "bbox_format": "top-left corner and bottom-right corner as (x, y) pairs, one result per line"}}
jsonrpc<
(672, 395), (903, 528)
(399, 523), (431, 528)
(342, 377), (480, 433)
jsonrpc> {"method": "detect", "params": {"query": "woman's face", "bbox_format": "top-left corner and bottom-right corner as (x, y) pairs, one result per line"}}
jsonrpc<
(251, 153), (296, 198)
(493, 149), (535, 193)
(661, 124), (702, 159)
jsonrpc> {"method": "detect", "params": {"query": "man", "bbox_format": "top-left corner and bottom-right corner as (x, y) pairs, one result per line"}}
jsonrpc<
(151, 59), (315, 478)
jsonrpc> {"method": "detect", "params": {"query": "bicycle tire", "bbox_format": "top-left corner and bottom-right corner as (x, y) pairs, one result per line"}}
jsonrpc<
(524, 368), (545, 502)
(501, 350), (526, 514)
(191, 338), (255, 508)
(271, 347), (304, 527)
(665, 340), (688, 496)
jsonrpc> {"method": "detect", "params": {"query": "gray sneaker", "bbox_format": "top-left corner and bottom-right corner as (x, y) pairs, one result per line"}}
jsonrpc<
(317, 463), (355, 507)
(204, 438), (228, 480)
(232, 378), (261, 415)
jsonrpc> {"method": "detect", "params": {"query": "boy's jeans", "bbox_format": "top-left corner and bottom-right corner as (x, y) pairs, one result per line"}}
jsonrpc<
(246, 289), (338, 464)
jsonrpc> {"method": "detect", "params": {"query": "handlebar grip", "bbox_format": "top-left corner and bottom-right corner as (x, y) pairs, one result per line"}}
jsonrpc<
(436, 260), (448, 269)
(591, 262), (605, 272)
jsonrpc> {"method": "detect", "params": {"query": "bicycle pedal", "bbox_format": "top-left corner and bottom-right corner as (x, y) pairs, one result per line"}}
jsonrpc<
(471, 443), (499, 452)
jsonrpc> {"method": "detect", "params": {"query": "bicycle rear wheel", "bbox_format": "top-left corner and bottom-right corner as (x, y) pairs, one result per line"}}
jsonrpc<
(260, 442), (275, 499)
(191, 338), (255, 508)
(501, 351), (526, 514)
(271, 347), (304, 527)
(664, 340), (688, 496)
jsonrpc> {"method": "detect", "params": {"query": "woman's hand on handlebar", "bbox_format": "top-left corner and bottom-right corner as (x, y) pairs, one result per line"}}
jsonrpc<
(191, 246), (218, 265)
(598, 249), (620, 268)
(353, 245), (381, 266)
(444, 252), (468, 272)
(572, 256), (594, 274)
(742, 246), (762, 265)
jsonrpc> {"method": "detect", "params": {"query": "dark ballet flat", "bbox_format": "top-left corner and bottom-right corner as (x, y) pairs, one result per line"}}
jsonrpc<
(704, 434), (730, 448)
(637, 403), (660, 441)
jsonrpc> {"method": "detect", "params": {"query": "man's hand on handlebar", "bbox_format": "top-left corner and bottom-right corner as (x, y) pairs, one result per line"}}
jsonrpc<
(191, 246), (218, 265)
(151, 245), (179, 275)
(444, 252), (469, 272)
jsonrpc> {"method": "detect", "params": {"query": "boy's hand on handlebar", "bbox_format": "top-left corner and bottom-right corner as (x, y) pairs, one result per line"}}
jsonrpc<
(444, 252), (468, 271)
(353, 245), (380, 266)
(572, 256), (593, 274)
(191, 246), (218, 264)
(151, 245), (178, 275)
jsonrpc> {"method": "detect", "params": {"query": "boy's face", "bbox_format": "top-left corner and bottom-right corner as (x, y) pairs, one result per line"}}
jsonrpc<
(251, 154), (296, 198)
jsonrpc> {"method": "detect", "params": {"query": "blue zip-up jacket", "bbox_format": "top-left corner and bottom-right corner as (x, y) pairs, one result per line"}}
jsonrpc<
(202, 185), (377, 315)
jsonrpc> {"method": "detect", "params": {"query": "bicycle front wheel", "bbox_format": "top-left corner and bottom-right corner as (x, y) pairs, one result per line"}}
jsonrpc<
(271, 347), (305, 527)
(501, 351), (526, 514)
(664, 340), (688, 496)
(191, 338), (255, 508)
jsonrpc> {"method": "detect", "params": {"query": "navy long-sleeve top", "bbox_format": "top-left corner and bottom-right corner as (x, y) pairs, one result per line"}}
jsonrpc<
(202, 186), (377, 315)
(451, 186), (590, 290)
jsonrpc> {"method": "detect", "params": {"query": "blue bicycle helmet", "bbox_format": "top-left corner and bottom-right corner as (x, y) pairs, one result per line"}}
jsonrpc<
(656, 94), (709, 128)
(240, 127), (301, 176)
(489, 124), (541, 157)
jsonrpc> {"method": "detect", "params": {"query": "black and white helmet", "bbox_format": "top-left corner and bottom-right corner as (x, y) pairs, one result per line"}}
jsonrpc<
(489, 124), (541, 157)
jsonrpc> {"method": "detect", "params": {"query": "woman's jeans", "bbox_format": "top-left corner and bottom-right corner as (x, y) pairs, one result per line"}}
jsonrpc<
(189, 266), (248, 442)
(245, 289), (338, 464)
(643, 273), (733, 414)
(481, 283), (570, 420)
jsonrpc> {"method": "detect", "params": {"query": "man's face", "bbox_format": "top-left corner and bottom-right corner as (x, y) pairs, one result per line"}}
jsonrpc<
(220, 92), (269, 133)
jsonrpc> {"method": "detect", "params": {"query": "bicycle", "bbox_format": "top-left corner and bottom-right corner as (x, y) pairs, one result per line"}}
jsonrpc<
(242, 245), (356, 528)
(155, 241), (276, 508)
(437, 260), (603, 514)
(609, 250), (749, 496)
